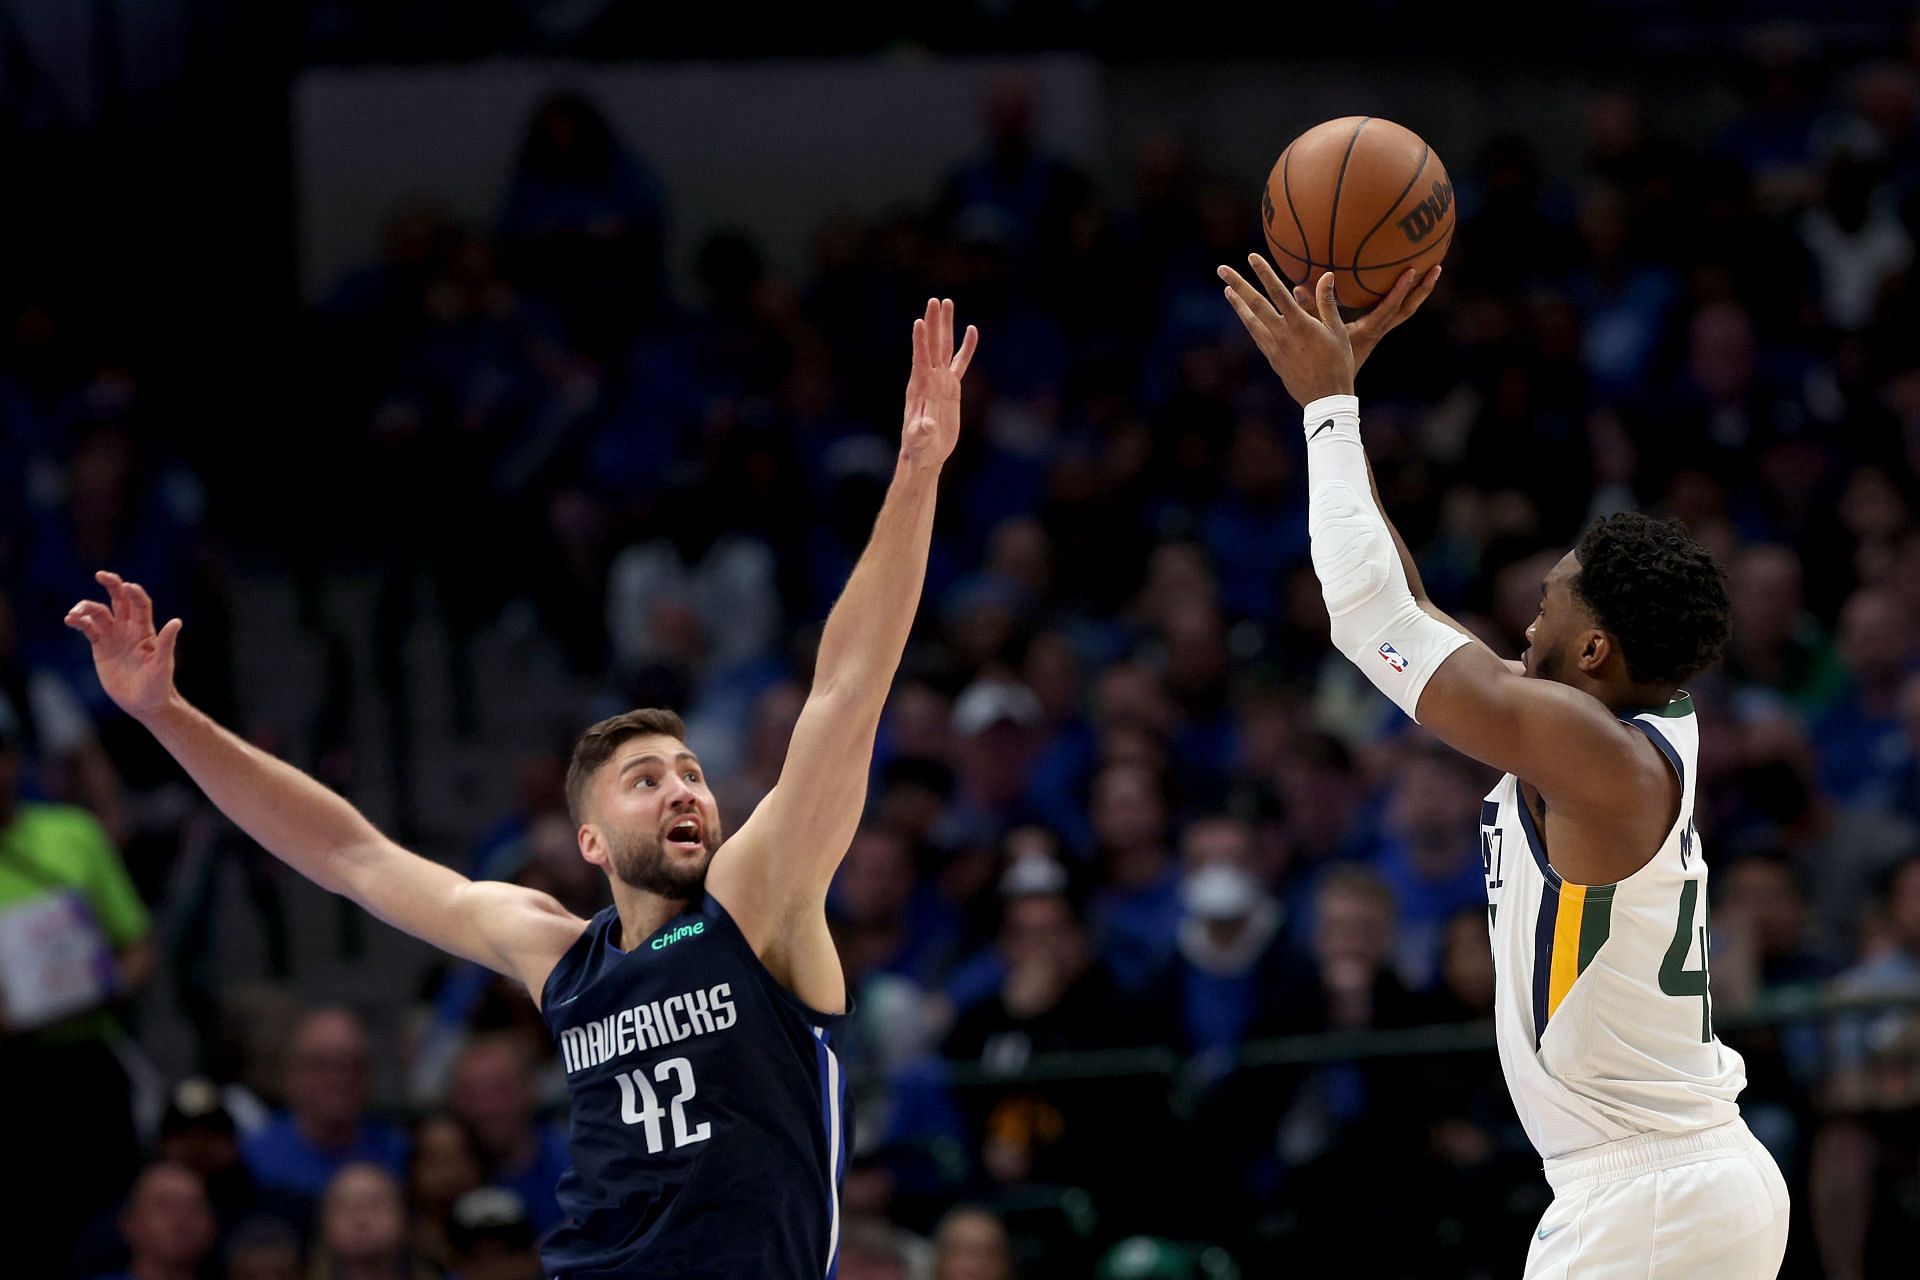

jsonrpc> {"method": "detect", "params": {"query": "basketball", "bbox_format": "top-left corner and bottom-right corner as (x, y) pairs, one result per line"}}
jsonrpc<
(1261, 116), (1453, 307)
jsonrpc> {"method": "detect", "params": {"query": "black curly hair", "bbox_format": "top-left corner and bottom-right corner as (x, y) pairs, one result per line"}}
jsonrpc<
(1570, 512), (1731, 687)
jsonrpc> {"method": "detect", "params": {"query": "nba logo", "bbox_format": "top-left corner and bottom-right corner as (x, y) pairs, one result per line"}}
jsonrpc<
(1378, 642), (1408, 673)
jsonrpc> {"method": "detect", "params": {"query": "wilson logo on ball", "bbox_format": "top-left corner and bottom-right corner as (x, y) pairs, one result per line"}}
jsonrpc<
(1397, 178), (1454, 244)
(1378, 643), (1409, 673)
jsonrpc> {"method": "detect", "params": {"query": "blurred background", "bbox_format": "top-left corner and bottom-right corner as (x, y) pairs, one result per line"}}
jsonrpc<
(5, 2), (1920, 1277)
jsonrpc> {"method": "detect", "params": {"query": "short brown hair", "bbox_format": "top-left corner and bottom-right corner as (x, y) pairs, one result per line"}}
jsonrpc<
(1316, 863), (1396, 916)
(565, 708), (688, 824)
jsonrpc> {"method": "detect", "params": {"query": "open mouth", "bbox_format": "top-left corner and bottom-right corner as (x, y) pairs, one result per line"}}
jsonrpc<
(665, 817), (703, 851)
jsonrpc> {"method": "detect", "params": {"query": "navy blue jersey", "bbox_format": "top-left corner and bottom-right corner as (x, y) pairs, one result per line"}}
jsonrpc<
(538, 894), (848, 1279)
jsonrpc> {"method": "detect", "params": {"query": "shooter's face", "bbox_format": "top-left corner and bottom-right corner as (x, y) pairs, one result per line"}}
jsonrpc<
(1522, 551), (1589, 684)
(587, 735), (723, 900)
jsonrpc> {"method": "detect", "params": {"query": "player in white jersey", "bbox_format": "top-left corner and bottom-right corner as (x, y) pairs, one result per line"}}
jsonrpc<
(1219, 257), (1789, 1277)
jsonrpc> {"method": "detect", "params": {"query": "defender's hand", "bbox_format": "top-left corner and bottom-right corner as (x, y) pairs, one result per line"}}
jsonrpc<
(899, 297), (978, 473)
(64, 571), (182, 723)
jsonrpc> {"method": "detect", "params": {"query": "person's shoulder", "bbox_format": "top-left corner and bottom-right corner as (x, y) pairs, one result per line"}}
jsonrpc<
(1837, 949), (1920, 993)
(240, 1113), (301, 1158)
(361, 1112), (407, 1142)
(539, 904), (616, 1000)
(14, 804), (122, 876)
(364, 1117), (411, 1165)
(13, 801), (109, 841)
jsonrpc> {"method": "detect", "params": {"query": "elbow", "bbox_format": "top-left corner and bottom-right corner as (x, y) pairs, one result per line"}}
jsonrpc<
(794, 681), (886, 757)
(1325, 605), (1375, 664)
(326, 839), (387, 901)
(807, 672), (884, 720)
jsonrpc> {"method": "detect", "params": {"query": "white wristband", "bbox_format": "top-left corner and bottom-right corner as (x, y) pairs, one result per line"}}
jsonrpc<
(1301, 393), (1362, 447)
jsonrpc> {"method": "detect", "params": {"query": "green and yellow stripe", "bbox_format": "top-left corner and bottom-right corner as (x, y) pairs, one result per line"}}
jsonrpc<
(1532, 882), (1615, 1043)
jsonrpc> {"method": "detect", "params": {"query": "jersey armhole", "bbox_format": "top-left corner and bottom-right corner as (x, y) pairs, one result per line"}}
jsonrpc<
(538, 911), (606, 1013)
(1623, 716), (1688, 844)
(701, 894), (851, 1027)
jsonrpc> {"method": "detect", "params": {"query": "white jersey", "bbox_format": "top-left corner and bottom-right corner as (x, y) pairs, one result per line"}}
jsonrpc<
(1482, 693), (1747, 1160)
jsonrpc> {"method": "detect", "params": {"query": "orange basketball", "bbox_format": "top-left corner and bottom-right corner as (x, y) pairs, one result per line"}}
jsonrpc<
(1260, 116), (1454, 308)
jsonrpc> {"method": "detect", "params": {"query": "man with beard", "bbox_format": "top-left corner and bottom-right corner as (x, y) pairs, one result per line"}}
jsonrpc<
(65, 300), (978, 1279)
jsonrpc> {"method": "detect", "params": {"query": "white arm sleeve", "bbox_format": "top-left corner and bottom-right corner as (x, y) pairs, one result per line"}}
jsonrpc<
(1302, 394), (1471, 723)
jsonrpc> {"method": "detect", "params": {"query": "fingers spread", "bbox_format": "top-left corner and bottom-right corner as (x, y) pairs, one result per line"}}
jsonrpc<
(1218, 265), (1281, 329)
(1261, 258), (1313, 322)
(1247, 254), (1294, 305)
(1222, 287), (1268, 345)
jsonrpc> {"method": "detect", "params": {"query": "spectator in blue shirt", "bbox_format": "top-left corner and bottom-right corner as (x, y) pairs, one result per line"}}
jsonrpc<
(1145, 815), (1290, 1055)
(1811, 587), (1913, 806)
(1369, 744), (1493, 991)
(449, 1035), (571, 1237)
(242, 1007), (408, 1204)
(1202, 421), (1309, 622)
(1086, 761), (1183, 991)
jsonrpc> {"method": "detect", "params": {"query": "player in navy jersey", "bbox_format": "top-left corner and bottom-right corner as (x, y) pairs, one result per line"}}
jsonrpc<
(66, 299), (979, 1279)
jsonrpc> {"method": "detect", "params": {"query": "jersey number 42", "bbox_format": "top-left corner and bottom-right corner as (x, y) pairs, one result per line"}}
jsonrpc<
(615, 1056), (711, 1154)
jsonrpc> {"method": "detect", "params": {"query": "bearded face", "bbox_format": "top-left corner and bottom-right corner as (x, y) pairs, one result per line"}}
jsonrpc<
(602, 814), (722, 899)
(584, 734), (725, 901)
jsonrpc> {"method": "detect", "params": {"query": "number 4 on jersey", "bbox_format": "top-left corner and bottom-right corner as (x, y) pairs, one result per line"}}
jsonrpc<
(1660, 879), (1712, 1042)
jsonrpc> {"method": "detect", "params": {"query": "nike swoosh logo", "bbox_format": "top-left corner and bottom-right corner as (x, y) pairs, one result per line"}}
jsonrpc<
(1310, 418), (1335, 440)
(554, 994), (580, 1007)
(1537, 1223), (1567, 1240)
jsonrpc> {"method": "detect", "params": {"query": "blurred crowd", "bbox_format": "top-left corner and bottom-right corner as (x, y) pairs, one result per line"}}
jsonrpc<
(8, 20), (1920, 1280)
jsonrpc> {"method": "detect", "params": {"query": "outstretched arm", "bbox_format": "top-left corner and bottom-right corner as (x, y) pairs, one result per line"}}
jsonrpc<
(709, 300), (977, 973)
(1266, 263), (1519, 671)
(1219, 258), (1641, 815)
(65, 574), (585, 1004)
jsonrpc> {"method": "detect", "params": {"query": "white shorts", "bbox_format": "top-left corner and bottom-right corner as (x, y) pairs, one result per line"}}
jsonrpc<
(1523, 1119), (1790, 1279)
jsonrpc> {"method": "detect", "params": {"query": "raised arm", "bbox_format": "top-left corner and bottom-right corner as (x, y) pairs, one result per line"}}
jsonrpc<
(64, 574), (585, 1003)
(1268, 264), (1520, 672)
(1219, 259), (1647, 817)
(708, 300), (976, 963)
